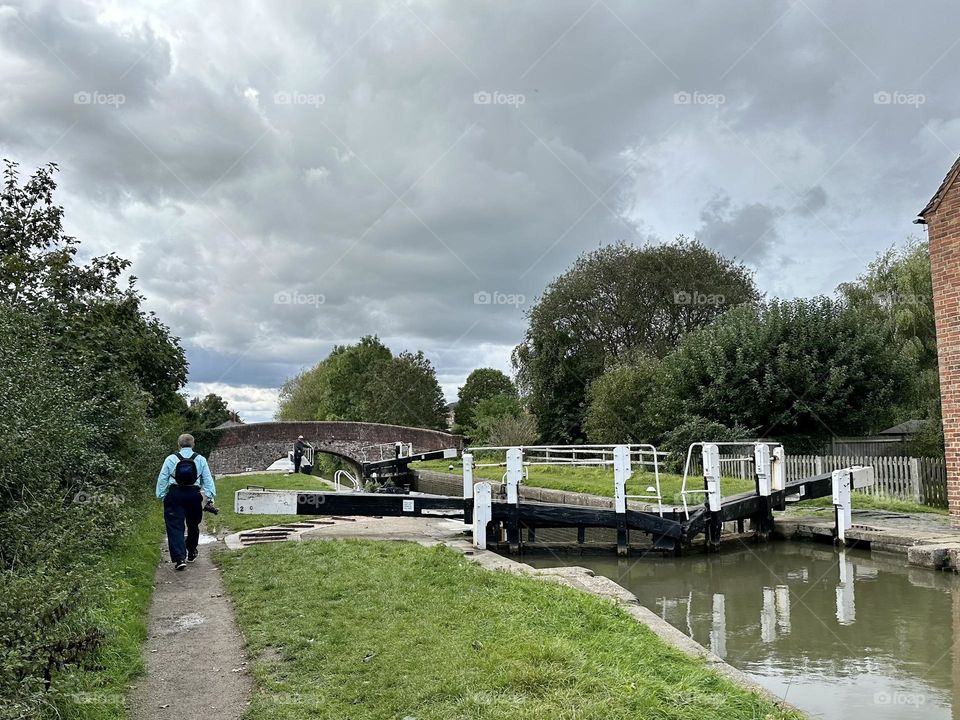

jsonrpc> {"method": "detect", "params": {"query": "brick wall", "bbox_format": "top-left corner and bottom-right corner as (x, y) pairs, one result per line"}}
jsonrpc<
(922, 158), (960, 520)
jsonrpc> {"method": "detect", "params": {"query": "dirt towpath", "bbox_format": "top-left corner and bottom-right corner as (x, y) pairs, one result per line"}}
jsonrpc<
(129, 532), (250, 720)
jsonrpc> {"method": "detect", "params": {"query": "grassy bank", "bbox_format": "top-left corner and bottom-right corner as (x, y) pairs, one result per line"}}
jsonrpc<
(413, 460), (948, 514)
(55, 500), (165, 719)
(218, 539), (799, 719)
(206, 472), (332, 533)
(412, 459), (755, 504)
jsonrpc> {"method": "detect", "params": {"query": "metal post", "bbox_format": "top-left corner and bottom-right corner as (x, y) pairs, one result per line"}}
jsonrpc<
(703, 443), (722, 551)
(613, 445), (630, 556)
(506, 447), (523, 553)
(462, 452), (474, 525)
(771, 445), (786, 510)
(473, 482), (492, 550)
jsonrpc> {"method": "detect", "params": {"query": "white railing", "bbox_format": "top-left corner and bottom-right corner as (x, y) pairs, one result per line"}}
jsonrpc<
(679, 441), (784, 519)
(334, 469), (362, 492)
(360, 441), (414, 462)
(465, 444), (666, 516)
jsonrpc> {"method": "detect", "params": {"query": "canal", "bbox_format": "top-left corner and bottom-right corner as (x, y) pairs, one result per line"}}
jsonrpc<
(524, 541), (959, 719)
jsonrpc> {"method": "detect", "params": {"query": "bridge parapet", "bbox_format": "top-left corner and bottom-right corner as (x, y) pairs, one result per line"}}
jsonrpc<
(204, 421), (462, 475)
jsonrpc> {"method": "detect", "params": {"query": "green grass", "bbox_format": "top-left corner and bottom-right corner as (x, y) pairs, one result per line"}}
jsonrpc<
(217, 539), (800, 720)
(55, 500), (165, 719)
(206, 472), (333, 533)
(791, 492), (948, 515)
(412, 459), (756, 505)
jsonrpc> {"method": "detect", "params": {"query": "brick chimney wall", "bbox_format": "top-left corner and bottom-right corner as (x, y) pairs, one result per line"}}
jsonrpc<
(924, 163), (960, 519)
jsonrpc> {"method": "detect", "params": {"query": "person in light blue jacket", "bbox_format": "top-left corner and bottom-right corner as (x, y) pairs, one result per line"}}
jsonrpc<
(156, 433), (216, 570)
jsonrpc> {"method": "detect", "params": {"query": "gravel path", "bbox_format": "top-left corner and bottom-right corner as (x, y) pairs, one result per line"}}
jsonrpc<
(129, 532), (251, 720)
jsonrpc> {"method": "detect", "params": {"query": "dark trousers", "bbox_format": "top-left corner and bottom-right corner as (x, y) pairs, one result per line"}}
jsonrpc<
(294, 452), (303, 473)
(163, 485), (203, 563)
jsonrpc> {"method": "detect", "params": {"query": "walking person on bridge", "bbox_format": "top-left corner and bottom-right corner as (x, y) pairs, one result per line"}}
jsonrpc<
(156, 433), (217, 571)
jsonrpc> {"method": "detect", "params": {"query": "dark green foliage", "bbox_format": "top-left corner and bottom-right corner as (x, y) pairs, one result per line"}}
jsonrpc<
(513, 239), (759, 443)
(840, 238), (942, 454)
(185, 392), (239, 429)
(453, 368), (517, 431)
(652, 298), (908, 452)
(277, 336), (448, 430)
(0, 160), (186, 718)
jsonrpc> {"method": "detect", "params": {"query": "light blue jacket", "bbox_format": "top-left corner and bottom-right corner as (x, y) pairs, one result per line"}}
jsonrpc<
(155, 447), (216, 501)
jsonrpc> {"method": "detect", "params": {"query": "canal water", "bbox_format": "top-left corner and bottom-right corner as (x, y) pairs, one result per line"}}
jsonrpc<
(524, 542), (959, 719)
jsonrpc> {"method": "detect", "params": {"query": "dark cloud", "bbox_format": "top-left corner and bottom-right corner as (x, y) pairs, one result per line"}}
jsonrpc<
(2, 0), (960, 419)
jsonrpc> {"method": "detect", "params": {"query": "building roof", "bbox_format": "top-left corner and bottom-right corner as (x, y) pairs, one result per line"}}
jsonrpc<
(879, 419), (930, 436)
(917, 155), (960, 222)
(214, 419), (244, 429)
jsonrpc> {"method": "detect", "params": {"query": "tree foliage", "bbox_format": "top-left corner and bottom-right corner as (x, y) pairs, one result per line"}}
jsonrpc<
(596, 298), (909, 452)
(277, 336), (447, 430)
(513, 239), (759, 443)
(186, 392), (240, 429)
(839, 238), (941, 453)
(454, 368), (517, 431)
(0, 160), (187, 717)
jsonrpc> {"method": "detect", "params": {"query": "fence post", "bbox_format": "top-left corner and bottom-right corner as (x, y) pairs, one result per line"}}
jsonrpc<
(909, 457), (922, 504)
(815, 456), (824, 475)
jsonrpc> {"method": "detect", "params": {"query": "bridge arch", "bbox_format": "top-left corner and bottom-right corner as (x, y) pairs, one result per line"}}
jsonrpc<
(203, 421), (463, 476)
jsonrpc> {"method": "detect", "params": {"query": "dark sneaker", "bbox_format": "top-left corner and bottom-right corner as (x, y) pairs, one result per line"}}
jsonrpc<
(175, 561), (187, 571)
(187, 551), (198, 563)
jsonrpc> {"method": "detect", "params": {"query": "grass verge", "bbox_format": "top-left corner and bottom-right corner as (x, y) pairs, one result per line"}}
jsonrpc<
(411, 459), (756, 505)
(218, 539), (800, 720)
(790, 493), (948, 515)
(206, 472), (332, 533)
(55, 499), (165, 719)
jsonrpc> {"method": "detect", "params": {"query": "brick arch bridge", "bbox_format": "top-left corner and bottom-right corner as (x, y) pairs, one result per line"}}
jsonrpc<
(204, 421), (463, 476)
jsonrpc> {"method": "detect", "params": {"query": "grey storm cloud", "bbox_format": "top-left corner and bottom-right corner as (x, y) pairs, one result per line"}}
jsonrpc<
(2, 0), (960, 419)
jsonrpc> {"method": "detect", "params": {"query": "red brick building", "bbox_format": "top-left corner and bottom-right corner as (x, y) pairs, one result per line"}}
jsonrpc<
(917, 156), (960, 519)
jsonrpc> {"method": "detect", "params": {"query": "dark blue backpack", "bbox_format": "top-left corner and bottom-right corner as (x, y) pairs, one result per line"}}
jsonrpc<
(173, 452), (199, 486)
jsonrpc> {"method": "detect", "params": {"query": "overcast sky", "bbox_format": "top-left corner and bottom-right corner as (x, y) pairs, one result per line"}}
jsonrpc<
(2, 1), (959, 421)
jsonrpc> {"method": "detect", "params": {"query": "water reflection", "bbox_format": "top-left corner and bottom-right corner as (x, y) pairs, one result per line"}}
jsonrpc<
(525, 542), (960, 720)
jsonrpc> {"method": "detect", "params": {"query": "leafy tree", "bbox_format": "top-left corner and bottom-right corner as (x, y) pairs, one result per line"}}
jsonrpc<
(513, 239), (759, 443)
(481, 412), (539, 447)
(650, 298), (909, 451)
(839, 238), (941, 452)
(468, 394), (524, 445)
(454, 368), (517, 431)
(0, 159), (187, 415)
(277, 337), (447, 429)
(186, 393), (239, 429)
(583, 357), (661, 443)
(360, 351), (448, 430)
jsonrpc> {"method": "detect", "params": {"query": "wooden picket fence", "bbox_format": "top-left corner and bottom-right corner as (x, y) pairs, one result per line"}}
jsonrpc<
(782, 455), (947, 508)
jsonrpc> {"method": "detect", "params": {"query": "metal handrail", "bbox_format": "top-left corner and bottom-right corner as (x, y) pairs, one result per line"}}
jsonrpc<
(334, 469), (361, 492)
(679, 440), (781, 519)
